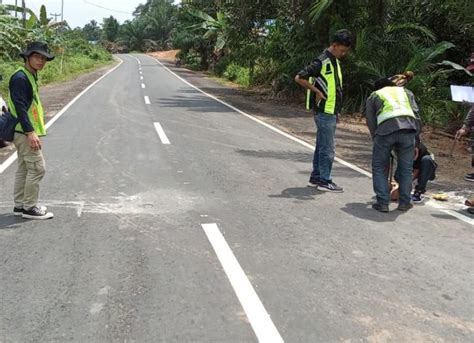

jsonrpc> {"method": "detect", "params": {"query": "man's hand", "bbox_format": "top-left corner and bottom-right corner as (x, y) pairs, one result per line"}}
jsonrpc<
(26, 132), (41, 151)
(414, 147), (419, 161)
(413, 169), (420, 180)
(455, 126), (469, 140)
(294, 75), (326, 102)
(313, 87), (326, 103)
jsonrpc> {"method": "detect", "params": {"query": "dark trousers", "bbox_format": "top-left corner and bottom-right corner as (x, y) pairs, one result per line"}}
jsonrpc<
(414, 155), (437, 192)
(372, 131), (415, 206)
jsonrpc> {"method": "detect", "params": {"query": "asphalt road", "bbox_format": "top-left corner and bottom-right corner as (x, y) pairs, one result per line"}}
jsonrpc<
(0, 54), (472, 342)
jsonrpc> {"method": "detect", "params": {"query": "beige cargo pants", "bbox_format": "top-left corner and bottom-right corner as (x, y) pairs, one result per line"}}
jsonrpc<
(13, 133), (46, 210)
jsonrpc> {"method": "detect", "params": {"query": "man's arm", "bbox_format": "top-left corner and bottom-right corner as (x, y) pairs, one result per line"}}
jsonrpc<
(405, 89), (422, 134)
(455, 105), (474, 139)
(9, 74), (34, 133)
(294, 60), (326, 101)
(364, 93), (379, 138)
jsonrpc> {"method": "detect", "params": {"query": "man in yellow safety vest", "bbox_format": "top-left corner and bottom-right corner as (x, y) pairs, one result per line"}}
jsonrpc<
(365, 72), (420, 213)
(295, 29), (352, 193)
(7, 42), (55, 220)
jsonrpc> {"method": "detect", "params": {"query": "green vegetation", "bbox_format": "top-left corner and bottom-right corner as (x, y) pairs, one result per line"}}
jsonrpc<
(102, 0), (472, 130)
(3, 1), (471, 129)
(0, 4), (112, 96)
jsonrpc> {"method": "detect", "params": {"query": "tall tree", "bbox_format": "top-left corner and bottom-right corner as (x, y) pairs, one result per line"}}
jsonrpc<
(82, 19), (101, 41)
(102, 16), (120, 42)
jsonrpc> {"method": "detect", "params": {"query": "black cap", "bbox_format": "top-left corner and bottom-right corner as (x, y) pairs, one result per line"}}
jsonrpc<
(373, 77), (395, 91)
(20, 41), (55, 61)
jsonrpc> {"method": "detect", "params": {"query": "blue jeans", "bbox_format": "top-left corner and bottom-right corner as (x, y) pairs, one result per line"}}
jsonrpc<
(372, 131), (415, 206)
(311, 113), (337, 182)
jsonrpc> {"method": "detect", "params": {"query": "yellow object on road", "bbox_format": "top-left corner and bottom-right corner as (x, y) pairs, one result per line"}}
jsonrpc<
(432, 193), (449, 201)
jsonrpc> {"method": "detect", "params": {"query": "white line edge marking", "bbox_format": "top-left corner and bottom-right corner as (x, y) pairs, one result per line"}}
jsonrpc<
(148, 55), (473, 226)
(140, 76), (144, 80)
(153, 122), (170, 145)
(201, 223), (284, 343)
(0, 56), (124, 174)
(141, 83), (146, 89)
(427, 199), (474, 225)
(144, 96), (151, 105)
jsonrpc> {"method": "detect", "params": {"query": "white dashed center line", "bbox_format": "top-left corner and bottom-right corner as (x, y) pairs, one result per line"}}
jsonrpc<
(153, 122), (170, 145)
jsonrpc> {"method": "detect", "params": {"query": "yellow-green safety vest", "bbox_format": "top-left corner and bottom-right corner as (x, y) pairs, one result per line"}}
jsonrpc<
(306, 57), (343, 115)
(8, 66), (46, 136)
(375, 86), (415, 125)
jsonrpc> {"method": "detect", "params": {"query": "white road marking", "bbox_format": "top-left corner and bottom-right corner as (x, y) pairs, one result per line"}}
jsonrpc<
(153, 122), (170, 144)
(144, 96), (151, 105)
(140, 76), (144, 80)
(0, 57), (124, 174)
(201, 223), (284, 343)
(141, 83), (146, 89)
(148, 55), (473, 226)
(130, 55), (141, 64)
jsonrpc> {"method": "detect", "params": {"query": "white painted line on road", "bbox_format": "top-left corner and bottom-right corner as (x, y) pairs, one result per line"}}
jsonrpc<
(427, 199), (474, 225)
(130, 55), (141, 64)
(153, 122), (170, 144)
(144, 96), (151, 105)
(0, 152), (18, 174)
(140, 76), (144, 80)
(141, 83), (146, 89)
(202, 223), (284, 343)
(149, 55), (473, 226)
(0, 57), (124, 174)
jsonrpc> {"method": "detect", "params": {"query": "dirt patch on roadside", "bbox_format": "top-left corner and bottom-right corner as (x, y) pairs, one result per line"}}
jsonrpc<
(148, 50), (179, 62)
(0, 61), (118, 161)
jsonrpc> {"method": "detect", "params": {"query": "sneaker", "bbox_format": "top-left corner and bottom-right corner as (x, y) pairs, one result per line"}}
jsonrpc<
(13, 207), (24, 216)
(14, 205), (47, 216)
(397, 203), (413, 211)
(318, 181), (344, 193)
(464, 173), (474, 182)
(372, 203), (389, 213)
(22, 206), (54, 220)
(307, 177), (321, 188)
(411, 191), (424, 204)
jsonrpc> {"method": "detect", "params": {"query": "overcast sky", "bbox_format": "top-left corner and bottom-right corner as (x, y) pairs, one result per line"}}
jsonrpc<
(3, 0), (180, 28)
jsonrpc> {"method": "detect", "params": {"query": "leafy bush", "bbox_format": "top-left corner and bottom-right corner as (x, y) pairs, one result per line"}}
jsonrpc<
(223, 63), (250, 86)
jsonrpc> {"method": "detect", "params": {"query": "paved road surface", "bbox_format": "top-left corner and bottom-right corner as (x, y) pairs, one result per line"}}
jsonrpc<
(0, 54), (472, 342)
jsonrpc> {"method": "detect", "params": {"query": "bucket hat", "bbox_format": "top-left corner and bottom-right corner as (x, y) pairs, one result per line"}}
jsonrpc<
(20, 41), (55, 61)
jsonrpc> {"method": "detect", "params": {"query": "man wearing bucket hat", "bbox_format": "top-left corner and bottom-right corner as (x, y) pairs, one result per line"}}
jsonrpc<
(7, 42), (55, 219)
(364, 71), (421, 212)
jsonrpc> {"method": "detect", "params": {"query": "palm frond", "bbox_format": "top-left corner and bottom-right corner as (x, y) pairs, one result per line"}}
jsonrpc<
(309, 0), (334, 22)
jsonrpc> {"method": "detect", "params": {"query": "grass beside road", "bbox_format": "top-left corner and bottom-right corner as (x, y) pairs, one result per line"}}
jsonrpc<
(0, 47), (113, 96)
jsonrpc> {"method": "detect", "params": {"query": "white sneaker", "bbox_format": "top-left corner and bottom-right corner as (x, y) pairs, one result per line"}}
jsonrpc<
(22, 206), (54, 220)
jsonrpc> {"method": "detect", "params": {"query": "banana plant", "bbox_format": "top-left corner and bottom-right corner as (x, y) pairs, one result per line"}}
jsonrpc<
(187, 9), (229, 52)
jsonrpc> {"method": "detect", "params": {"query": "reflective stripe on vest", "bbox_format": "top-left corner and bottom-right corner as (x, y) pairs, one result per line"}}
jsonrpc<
(375, 87), (415, 125)
(7, 67), (46, 136)
(306, 77), (314, 110)
(305, 57), (342, 114)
